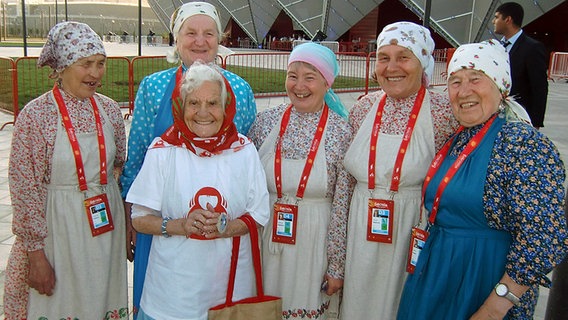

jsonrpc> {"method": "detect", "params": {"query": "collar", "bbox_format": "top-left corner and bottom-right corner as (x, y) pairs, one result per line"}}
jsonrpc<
(502, 29), (523, 53)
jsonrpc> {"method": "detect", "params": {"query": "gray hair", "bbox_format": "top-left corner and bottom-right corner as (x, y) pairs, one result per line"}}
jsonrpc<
(180, 62), (227, 109)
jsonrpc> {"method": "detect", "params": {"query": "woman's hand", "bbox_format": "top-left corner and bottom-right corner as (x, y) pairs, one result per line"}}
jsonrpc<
(323, 274), (343, 296)
(28, 249), (56, 296)
(469, 274), (528, 320)
(469, 294), (510, 320)
(124, 201), (136, 262)
(183, 203), (221, 237)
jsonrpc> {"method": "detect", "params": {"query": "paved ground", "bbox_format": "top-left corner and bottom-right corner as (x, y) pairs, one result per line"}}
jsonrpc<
(0, 42), (566, 319)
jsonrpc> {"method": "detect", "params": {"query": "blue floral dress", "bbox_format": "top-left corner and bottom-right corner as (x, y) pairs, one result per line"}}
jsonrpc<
(397, 115), (567, 320)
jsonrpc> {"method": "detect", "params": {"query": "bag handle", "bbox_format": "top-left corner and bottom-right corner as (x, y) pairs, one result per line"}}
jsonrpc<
(224, 214), (264, 305)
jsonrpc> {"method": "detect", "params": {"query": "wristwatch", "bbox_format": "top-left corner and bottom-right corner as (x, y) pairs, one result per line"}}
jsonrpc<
(494, 283), (521, 306)
(161, 217), (172, 238)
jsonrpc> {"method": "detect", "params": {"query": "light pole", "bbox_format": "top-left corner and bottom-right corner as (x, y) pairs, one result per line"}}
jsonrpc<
(21, 0), (27, 56)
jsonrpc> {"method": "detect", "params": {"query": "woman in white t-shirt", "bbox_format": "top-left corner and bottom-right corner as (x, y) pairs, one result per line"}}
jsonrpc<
(126, 62), (270, 320)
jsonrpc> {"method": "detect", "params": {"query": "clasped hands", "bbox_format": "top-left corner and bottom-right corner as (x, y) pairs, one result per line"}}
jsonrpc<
(183, 203), (226, 239)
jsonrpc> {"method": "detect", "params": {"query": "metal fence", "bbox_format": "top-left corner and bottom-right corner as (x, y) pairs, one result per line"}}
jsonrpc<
(549, 52), (568, 81)
(0, 49), (455, 129)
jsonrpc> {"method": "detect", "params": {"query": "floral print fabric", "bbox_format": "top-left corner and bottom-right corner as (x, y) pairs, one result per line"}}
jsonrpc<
(37, 21), (106, 73)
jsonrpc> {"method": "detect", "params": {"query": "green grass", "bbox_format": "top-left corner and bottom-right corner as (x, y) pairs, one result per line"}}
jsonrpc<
(0, 42), (45, 48)
(8, 57), (369, 109)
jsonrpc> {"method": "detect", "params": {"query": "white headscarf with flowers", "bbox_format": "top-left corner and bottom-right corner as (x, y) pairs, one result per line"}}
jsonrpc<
(376, 21), (435, 86)
(448, 39), (531, 124)
(38, 21), (105, 78)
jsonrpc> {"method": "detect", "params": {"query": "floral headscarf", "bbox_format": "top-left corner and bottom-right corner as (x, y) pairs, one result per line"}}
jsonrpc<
(376, 21), (435, 85)
(38, 21), (105, 76)
(447, 39), (531, 123)
(288, 42), (348, 118)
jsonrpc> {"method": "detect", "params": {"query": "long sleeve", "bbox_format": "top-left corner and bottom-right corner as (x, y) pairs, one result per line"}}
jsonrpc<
(120, 72), (171, 197)
(326, 113), (355, 279)
(485, 122), (568, 287)
(9, 100), (54, 251)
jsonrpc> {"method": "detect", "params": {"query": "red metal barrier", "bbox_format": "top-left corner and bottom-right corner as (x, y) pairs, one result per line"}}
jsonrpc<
(15, 57), (53, 110)
(224, 52), (289, 97)
(548, 51), (568, 81)
(0, 49), (455, 130)
(99, 56), (131, 112)
(129, 55), (177, 117)
(0, 57), (17, 130)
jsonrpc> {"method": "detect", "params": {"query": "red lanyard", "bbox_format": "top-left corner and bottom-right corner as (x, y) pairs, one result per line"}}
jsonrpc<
(172, 66), (183, 103)
(275, 104), (329, 200)
(368, 86), (426, 192)
(422, 114), (498, 225)
(53, 85), (107, 192)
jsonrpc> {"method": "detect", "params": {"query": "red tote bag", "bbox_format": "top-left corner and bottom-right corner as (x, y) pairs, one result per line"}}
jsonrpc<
(208, 214), (282, 320)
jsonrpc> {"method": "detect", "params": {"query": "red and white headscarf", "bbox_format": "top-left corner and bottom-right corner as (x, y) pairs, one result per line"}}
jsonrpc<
(160, 62), (245, 157)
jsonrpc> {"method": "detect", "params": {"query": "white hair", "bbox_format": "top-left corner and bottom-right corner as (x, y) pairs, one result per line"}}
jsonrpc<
(180, 62), (227, 108)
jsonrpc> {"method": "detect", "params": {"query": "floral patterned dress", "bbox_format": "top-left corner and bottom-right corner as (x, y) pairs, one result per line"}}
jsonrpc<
(5, 90), (128, 319)
(248, 104), (353, 319)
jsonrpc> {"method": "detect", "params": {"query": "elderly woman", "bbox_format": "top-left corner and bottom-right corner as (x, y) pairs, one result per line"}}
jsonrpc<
(340, 21), (459, 319)
(397, 40), (567, 319)
(119, 2), (258, 316)
(4, 21), (128, 318)
(126, 62), (269, 320)
(247, 42), (352, 319)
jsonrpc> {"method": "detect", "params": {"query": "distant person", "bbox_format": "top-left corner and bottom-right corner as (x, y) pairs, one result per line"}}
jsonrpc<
(397, 39), (567, 320)
(147, 29), (156, 46)
(493, 2), (548, 129)
(119, 1), (257, 318)
(4, 21), (128, 319)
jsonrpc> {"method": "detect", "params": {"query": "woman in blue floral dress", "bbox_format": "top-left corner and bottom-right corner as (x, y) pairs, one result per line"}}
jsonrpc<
(397, 40), (568, 320)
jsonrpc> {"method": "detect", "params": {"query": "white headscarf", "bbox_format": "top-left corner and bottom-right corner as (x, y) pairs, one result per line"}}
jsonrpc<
(448, 39), (531, 124)
(376, 21), (435, 85)
(170, 2), (223, 40)
(167, 1), (232, 63)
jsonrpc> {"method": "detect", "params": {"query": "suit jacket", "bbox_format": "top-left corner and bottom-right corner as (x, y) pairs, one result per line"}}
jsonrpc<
(508, 32), (549, 127)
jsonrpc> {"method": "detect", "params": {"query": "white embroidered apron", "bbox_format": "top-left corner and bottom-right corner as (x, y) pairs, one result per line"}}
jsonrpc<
(340, 92), (435, 320)
(27, 97), (128, 319)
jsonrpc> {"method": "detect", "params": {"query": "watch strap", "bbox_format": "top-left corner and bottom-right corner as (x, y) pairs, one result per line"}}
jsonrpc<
(495, 283), (521, 306)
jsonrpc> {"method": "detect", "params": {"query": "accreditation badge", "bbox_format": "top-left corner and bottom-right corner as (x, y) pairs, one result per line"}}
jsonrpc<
(367, 198), (394, 243)
(406, 226), (429, 274)
(272, 203), (298, 245)
(84, 194), (114, 237)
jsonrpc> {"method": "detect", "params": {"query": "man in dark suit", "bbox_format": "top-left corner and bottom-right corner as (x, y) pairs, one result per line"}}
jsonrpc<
(493, 2), (548, 129)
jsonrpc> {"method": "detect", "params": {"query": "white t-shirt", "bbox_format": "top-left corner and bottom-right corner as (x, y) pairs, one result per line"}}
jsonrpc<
(127, 135), (270, 320)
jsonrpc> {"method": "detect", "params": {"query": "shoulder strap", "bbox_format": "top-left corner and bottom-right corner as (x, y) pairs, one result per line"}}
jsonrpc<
(224, 214), (263, 305)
